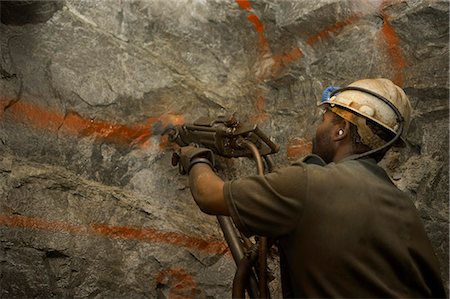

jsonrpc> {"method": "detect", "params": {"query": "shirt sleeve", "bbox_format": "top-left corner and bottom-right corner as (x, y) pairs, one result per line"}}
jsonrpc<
(223, 164), (308, 238)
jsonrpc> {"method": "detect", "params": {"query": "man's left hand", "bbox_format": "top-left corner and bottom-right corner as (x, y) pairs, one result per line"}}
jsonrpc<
(172, 145), (215, 175)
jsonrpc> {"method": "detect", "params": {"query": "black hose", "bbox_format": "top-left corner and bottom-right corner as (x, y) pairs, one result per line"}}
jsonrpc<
(217, 216), (260, 298)
(234, 139), (270, 299)
(232, 244), (260, 299)
(239, 139), (265, 175)
(263, 155), (275, 172)
(217, 216), (244, 265)
(258, 237), (269, 299)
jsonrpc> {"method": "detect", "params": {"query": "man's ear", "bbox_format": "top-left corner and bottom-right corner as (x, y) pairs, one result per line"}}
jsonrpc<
(334, 120), (351, 142)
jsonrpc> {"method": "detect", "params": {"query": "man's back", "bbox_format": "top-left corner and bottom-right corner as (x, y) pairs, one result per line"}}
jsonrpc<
(280, 158), (445, 298)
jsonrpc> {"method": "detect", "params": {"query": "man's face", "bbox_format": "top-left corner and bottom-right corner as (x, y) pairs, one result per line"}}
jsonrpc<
(312, 106), (337, 163)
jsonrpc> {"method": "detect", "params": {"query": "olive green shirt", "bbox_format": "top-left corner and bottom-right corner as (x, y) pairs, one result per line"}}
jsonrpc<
(224, 156), (445, 298)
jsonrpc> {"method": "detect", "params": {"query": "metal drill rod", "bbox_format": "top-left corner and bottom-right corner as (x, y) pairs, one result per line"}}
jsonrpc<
(237, 138), (270, 299)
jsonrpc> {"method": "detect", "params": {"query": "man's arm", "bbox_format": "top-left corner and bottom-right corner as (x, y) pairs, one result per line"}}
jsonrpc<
(188, 163), (230, 216)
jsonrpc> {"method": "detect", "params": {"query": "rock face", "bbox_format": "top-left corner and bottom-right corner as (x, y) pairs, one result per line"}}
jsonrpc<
(0, 0), (448, 297)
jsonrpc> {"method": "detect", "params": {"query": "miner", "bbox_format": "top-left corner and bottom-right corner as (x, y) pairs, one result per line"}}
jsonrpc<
(173, 78), (446, 298)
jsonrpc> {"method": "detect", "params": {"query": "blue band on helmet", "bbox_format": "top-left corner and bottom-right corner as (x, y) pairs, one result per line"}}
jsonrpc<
(320, 86), (340, 103)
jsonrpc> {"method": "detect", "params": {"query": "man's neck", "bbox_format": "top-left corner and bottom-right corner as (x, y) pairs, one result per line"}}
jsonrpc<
(332, 143), (355, 163)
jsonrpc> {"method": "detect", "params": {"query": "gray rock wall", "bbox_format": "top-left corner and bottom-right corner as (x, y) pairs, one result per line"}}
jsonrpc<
(0, 0), (448, 297)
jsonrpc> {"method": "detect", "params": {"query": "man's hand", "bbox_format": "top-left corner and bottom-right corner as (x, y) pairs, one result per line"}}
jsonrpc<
(172, 145), (228, 215)
(172, 145), (215, 175)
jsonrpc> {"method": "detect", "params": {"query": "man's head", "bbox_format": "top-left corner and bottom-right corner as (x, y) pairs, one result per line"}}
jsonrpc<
(313, 78), (412, 163)
(312, 105), (370, 163)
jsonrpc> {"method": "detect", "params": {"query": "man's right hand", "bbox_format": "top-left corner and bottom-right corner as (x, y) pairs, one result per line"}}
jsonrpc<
(171, 145), (215, 175)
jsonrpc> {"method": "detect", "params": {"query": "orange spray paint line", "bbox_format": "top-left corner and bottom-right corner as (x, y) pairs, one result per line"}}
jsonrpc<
(90, 223), (228, 255)
(272, 47), (304, 76)
(250, 93), (268, 123)
(0, 214), (88, 235)
(286, 138), (312, 161)
(379, 13), (406, 87)
(235, 0), (271, 123)
(236, 0), (252, 11)
(0, 214), (229, 255)
(235, 0), (305, 124)
(0, 99), (184, 149)
(306, 14), (362, 46)
(156, 268), (197, 299)
(247, 13), (270, 57)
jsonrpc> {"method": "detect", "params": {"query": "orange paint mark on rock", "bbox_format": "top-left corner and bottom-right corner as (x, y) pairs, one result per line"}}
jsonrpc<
(156, 268), (197, 299)
(158, 135), (171, 150)
(91, 223), (228, 255)
(251, 94), (268, 123)
(379, 12), (406, 87)
(247, 14), (270, 56)
(0, 99), (184, 149)
(0, 214), (87, 234)
(61, 111), (152, 146)
(1, 100), (64, 132)
(247, 13), (264, 33)
(306, 14), (362, 46)
(287, 137), (312, 161)
(237, 2), (271, 123)
(236, 0), (305, 124)
(272, 47), (304, 76)
(0, 214), (229, 255)
(236, 0), (251, 11)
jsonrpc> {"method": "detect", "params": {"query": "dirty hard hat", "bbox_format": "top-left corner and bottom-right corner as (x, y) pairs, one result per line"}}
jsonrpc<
(319, 78), (412, 148)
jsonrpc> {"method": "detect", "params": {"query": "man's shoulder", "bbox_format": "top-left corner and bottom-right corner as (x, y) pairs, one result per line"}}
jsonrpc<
(299, 154), (327, 166)
(291, 154), (375, 172)
(292, 155), (393, 184)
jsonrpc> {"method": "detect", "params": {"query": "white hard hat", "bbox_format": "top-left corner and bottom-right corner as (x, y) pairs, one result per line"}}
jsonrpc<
(320, 78), (412, 148)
